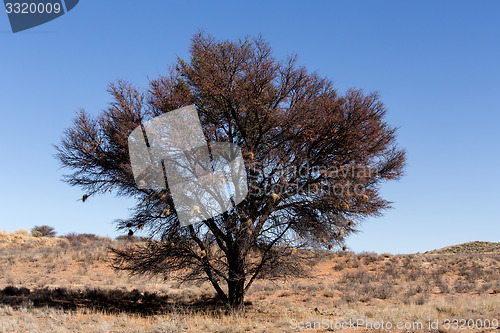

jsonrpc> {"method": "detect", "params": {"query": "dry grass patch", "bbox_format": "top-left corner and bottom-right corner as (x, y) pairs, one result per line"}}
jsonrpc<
(0, 232), (498, 332)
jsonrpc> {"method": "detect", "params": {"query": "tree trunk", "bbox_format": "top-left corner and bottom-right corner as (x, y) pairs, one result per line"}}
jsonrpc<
(226, 247), (246, 310)
(227, 278), (245, 309)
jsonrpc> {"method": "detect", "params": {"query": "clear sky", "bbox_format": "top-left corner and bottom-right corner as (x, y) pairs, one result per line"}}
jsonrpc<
(1, 1), (499, 254)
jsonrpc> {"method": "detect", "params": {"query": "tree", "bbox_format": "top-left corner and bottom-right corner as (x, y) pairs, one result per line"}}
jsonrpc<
(55, 33), (405, 309)
(31, 225), (57, 237)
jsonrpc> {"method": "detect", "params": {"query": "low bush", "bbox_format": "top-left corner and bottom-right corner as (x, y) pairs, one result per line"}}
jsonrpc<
(31, 225), (56, 237)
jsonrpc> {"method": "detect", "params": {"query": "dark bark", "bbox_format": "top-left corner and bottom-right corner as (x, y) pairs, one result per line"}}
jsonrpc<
(227, 246), (246, 309)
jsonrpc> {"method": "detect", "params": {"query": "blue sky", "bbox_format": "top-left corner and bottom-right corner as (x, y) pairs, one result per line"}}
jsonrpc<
(1, 1), (499, 254)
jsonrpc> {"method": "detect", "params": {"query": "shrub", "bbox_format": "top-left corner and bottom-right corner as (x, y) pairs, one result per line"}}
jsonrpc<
(453, 279), (477, 293)
(14, 229), (31, 237)
(63, 233), (112, 247)
(372, 282), (394, 299)
(341, 269), (374, 284)
(31, 225), (56, 237)
(413, 293), (429, 305)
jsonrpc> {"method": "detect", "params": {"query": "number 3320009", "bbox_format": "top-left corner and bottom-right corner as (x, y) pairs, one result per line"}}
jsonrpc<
(5, 2), (62, 14)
